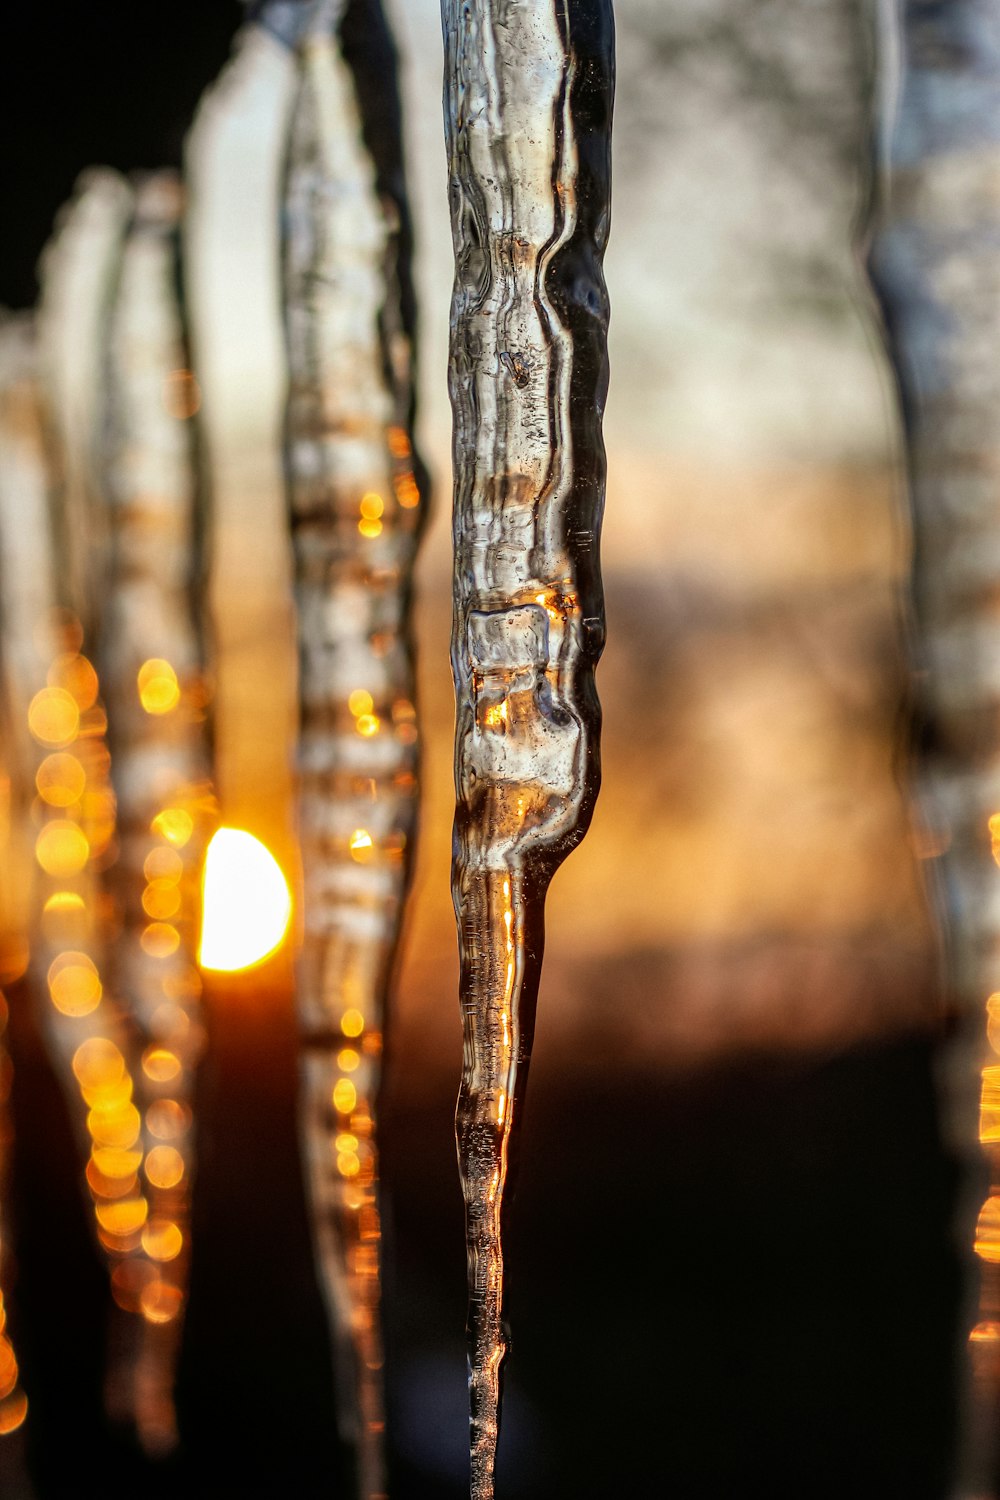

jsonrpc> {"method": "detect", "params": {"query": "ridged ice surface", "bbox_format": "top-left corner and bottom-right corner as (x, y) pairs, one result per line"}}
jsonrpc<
(869, 3), (1000, 1492)
(441, 2), (614, 1493)
(281, 4), (425, 1495)
(98, 172), (214, 1453)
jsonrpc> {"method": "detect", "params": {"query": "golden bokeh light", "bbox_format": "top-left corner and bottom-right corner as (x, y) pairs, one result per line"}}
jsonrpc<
(35, 819), (90, 877)
(360, 493), (384, 521)
(143, 880), (182, 920)
(145, 1145), (185, 1190)
(348, 689), (374, 718)
(349, 828), (374, 863)
(48, 652), (99, 710)
(199, 827), (292, 972)
(72, 1037), (125, 1091)
(142, 922), (181, 959)
(143, 1047), (182, 1084)
(0, 1389), (27, 1435)
(144, 846), (184, 882)
(28, 686), (80, 748)
(140, 1281), (184, 1325)
(47, 951), (102, 1017)
(143, 1218), (184, 1262)
(976, 1195), (1000, 1263)
(147, 1099), (190, 1140)
(151, 808), (194, 847)
(341, 1008), (365, 1037)
(87, 1101), (142, 1150)
(91, 1146), (143, 1179)
(95, 1196), (149, 1236)
(333, 1079), (357, 1114)
(137, 658), (181, 716)
(36, 751), (86, 807)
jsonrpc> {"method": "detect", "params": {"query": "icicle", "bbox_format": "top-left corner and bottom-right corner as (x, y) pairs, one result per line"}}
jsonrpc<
(95, 171), (214, 1455)
(183, 9), (301, 849)
(868, 3), (1000, 1494)
(441, 3), (614, 1493)
(0, 316), (45, 1448)
(33, 173), (163, 1439)
(280, 4), (425, 1494)
(36, 170), (134, 640)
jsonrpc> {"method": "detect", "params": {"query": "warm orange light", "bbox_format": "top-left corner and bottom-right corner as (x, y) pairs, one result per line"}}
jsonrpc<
(147, 1099), (189, 1140)
(975, 1195), (1000, 1263)
(349, 829), (374, 863)
(95, 1196), (148, 1235)
(137, 659), (181, 715)
(143, 1047), (181, 1084)
(358, 517), (383, 539)
(143, 1218), (184, 1262)
(151, 808), (194, 847)
(198, 827), (292, 972)
(140, 1281), (184, 1325)
(35, 819), (89, 876)
(28, 686), (80, 747)
(36, 751), (86, 807)
(360, 493), (384, 521)
(144, 846), (183, 882)
(48, 653), (99, 710)
(341, 1008), (365, 1037)
(47, 952), (102, 1016)
(333, 1079), (357, 1114)
(348, 689), (374, 718)
(73, 1037), (125, 1091)
(0, 1389), (27, 1434)
(145, 1146), (184, 1189)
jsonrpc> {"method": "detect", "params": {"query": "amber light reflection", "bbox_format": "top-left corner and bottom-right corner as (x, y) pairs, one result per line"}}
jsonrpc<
(198, 827), (292, 973)
(969, 813), (1000, 1367)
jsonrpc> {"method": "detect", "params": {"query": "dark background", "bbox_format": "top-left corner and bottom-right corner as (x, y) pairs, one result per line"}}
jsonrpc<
(0, 4), (968, 1497)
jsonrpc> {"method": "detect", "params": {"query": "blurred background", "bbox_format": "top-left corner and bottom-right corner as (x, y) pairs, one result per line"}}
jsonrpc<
(0, 1), (965, 1496)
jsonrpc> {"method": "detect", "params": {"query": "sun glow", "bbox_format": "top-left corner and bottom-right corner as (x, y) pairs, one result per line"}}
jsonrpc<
(198, 827), (292, 972)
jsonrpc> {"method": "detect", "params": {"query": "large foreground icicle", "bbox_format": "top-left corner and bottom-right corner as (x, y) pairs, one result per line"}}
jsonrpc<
(441, 3), (614, 1493)
(97, 171), (214, 1454)
(869, 3), (1000, 1494)
(280, 3), (426, 1493)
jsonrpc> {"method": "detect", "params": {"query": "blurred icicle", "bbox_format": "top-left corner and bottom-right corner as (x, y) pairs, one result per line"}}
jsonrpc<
(37, 171), (134, 639)
(280, 2), (426, 1493)
(869, 2), (1000, 1494)
(183, 10), (300, 849)
(96, 171), (215, 1455)
(0, 318), (45, 1457)
(441, 2), (614, 1494)
(33, 174), (166, 1444)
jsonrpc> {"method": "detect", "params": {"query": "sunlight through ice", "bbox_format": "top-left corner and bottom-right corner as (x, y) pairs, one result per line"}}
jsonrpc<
(199, 827), (292, 971)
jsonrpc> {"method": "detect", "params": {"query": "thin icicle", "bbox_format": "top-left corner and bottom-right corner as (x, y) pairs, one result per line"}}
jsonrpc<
(183, 12), (301, 845)
(441, 3), (614, 1494)
(97, 171), (214, 1455)
(281, 4), (425, 1494)
(36, 170), (134, 639)
(868, 3), (1000, 1495)
(0, 317), (42, 1449)
(32, 173), (163, 1439)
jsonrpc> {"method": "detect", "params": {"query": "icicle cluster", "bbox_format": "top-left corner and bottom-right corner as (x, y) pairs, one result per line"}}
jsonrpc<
(441, 1), (614, 1493)
(280, 3), (426, 1494)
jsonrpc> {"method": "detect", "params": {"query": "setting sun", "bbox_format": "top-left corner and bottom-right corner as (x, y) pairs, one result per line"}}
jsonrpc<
(198, 827), (292, 972)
